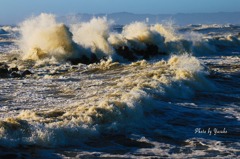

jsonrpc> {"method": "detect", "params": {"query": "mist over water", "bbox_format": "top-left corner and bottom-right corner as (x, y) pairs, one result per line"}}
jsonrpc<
(0, 13), (239, 158)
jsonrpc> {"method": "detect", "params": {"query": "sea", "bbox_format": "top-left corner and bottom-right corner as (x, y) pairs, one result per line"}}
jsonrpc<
(0, 13), (239, 158)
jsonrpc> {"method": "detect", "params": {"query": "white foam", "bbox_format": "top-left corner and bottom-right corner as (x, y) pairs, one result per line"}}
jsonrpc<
(71, 17), (114, 58)
(19, 13), (81, 62)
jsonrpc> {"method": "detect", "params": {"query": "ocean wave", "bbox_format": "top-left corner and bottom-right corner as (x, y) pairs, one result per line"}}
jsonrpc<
(0, 54), (215, 147)
(15, 13), (240, 65)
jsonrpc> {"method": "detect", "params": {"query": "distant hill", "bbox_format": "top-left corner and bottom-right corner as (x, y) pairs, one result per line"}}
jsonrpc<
(59, 12), (240, 25)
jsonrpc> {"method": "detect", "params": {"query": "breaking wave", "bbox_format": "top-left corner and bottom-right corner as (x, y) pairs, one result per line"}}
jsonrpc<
(0, 54), (215, 147)
(19, 14), (81, 62)
(17, 13), (240, 64)
(71, 17), (114, 58)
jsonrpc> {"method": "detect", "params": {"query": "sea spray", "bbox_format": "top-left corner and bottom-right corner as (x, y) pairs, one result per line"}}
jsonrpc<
(19, 13), (83, 62)
(122, 22), (165, 51)
(71, 17), (115, 58)
(151, 23), (179, 42)
(17, 13), (240, 65)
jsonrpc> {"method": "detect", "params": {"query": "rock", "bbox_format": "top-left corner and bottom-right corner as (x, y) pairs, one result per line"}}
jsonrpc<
(114, 44), (163, 61)
(68, 54), (99, 65)
(0, 63), (9, 77)
(68, 56), (90, 65)
(115, 46), (137, 61)
(10, 72), (22, 78)
(11, 57), (18, 61)
(9, 67), (18, 72)
(132, 44), (159, 59)
(0, 68), (9, 74)
(22, 70), (33, 77)
(0, 63), (9, 69)
(0, 63), (33, 78)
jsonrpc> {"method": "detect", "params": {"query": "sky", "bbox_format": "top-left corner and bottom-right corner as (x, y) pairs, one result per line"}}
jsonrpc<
(0, 0), (240, 24)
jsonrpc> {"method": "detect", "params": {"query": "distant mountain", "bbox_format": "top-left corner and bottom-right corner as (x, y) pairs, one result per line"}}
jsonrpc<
(59, 12), (240, 25)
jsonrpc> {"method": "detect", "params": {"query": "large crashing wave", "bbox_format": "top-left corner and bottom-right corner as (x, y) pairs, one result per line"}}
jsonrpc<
(71, 17), (115, 58)
(17, 14), (179, 63)
(18, 13), (240, 64)
(19, 14), (82, 62)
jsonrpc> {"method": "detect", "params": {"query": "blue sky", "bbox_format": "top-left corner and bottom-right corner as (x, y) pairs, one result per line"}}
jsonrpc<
(0, 0), (240, 24)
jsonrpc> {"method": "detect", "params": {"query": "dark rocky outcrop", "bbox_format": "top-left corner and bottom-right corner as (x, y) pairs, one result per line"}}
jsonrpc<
(67, 54), (99, 65)
(9, 67), (18, 72)
(0, 63), (9, 78)
(114, 44), (166, 61)
(10, 72), (22, 78)
(21, 70), (33, 77)
(0, 63), (33, 78)
(115, 46), (137, 61)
